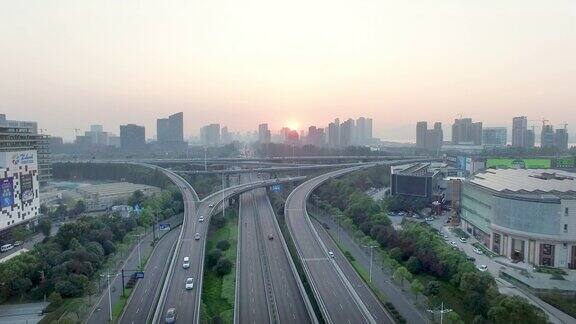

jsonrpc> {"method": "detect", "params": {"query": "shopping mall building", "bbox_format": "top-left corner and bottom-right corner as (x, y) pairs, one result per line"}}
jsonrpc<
(461, 169), (576, 269)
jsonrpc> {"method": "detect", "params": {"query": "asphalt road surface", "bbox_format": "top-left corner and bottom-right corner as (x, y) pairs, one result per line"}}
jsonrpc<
(285, 166), (393, 324)
(237, 173), (313, 324)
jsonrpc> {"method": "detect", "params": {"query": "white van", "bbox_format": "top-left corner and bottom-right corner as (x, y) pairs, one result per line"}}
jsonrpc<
(1, 244), (14, 252)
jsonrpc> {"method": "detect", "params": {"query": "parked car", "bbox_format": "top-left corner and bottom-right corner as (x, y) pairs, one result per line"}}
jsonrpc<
(459, 237), (468, 243)
(13, 241), (23, 246)
(165, 308), (176, 323)
(477, 264), (488, 272)
(473, 247), (483, 255)
(449, 241), (458, 247)
(425, 217), (434, 222)
(185, 277), (195, 290)
(467, 256), (476, 262)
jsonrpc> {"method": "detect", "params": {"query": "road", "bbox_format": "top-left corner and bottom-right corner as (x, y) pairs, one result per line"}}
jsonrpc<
(156, 174), (307, 324)
(285, 165), (394, 324)
(237, 173), (314, 324)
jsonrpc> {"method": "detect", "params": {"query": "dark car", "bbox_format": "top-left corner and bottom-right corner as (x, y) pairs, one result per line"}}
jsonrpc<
(165, 308), (176, 323)
(268, 234), (274, 240)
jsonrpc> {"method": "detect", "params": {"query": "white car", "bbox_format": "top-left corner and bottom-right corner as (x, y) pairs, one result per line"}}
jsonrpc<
(185, 277), (195, 290)
(183, 261), (190, 269)
(425, 217), (434, 222)
(459, 237), (468, 243)
(477, 265), (488, 272)
(194, 233), (201, 240)
(473, 247), (483, 255)
(449, 241), (458, 247)
(328, 251), (335, 258)
(208, 204), (214, 208)
(199, 216), (204, 222)
(183, 256), (189, 263)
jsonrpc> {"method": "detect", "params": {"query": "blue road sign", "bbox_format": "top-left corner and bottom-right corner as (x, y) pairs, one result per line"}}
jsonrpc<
(159, 223), (170, 230)
(135, 271), (145, 279)
(271, 184), (282, 192)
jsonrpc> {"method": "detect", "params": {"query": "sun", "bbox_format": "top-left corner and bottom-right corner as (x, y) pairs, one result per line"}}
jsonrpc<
(286, 120), (300, 130)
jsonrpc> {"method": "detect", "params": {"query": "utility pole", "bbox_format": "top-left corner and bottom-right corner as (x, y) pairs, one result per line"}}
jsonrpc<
(427, 301), (452, 324)
(222, 171), (225, 217)
(362, 245), (378, 283)
(204, 147), (208, 172)
(100, 271), (115, 322)
(131, 234), (142, 268)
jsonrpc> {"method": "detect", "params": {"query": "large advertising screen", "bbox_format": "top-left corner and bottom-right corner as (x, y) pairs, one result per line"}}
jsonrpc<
(0, 177), (14, 208)
(395, 175), (427, 197)
(20, 174), (34, 202)
(486, 158), (551, 169)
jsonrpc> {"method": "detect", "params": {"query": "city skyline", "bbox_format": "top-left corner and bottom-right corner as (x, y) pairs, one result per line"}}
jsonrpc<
(2, 1), (576, 141)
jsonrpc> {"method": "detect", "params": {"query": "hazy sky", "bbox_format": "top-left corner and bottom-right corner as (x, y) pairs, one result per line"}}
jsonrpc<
(1, 0), (575, 141)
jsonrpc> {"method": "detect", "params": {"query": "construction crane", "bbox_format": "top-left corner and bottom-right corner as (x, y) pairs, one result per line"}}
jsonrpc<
(38, 128), (47, 135)
(541, 118), (549, 127)
(559, 122), (568, 130)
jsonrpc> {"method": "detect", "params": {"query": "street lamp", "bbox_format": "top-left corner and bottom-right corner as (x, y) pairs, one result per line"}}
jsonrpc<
(427, 302), (452, 324)
(362, 245), (378, 283)
(131, 234), (143, 269)
(100, 270), (119, 322)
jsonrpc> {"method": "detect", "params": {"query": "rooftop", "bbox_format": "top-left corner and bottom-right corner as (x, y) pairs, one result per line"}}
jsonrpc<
(470, 169), (576, 196)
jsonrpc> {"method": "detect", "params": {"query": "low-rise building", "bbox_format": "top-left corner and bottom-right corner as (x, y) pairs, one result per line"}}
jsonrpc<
(76, 182), (160, 211)
(390, 162), (446, 203)
(461, 169), (576, 268)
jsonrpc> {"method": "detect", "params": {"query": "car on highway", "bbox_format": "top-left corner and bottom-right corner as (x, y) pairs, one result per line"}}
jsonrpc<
(165, 307), (176, 323)
(183, 260), (190, 269)
(328, 251), (335, 258)
(449, 241), (458, 247)
(473, 247), (483, 255)
(185, 277), (195, 290)
(477, 264), (488, 272)
(194, 233), (201, 240)
(268, 233), (273, 240)
(209, 203), (214, 208)
(425, 217), (434, 222)
(199, 216), (204, 222)
(459, 237), (468, 243)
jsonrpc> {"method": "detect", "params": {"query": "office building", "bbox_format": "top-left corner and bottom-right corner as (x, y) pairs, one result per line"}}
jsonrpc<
(200, 124), (221, 146)
(258, 123), (271, 144)
(461, 169), (576, 268)
(107, 135), (121, 148)
(416, 122), (427, 148)
(0, 114), (52, 185)
(340, 119), (355, 147)
(120, 124), (146, 150)
(157, 112), (184, 145)
(390, 162), (445, 202)
(526, 129), (536, 148)
(306, 126), (326, 147)
(541, 125), (555, 148)
(452, 118), (482, 145)
(221, 126), (232, 145)
(355, 117), (373, 145)
(512, 116), (529, 148)
(0, 150), (41, 237)
(554, 128), (569, 151)
(482, 127), (507, 147)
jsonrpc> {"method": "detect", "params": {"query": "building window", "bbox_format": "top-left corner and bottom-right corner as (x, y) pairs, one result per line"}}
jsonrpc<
(564, 224), (568, 233)
(566, 207), (570, 217)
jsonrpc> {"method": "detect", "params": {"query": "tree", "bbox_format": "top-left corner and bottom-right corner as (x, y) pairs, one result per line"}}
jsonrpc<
(128, 190), (145, 207)
(216, 240), (231, 251)
(38, 218), (52, 237)
(48, 291), (63, 308)
(445, 311), (464, 324)
(11, 226), (28, 242)
(389, 247), (404, 262)
(72, 200), (86, 216)
(410, 279), (424, 300)
(405, 256), (422, 274)
(488, 295), (548, 324)
(393, 266), (412, 287)
(207, 249), (222, 267)
(11, 277), (32, 299)
(54, 203), (68, 219)
(424, 281), (441, 296)
(215, 257), (233, 276)
(211, 214), (226, 229)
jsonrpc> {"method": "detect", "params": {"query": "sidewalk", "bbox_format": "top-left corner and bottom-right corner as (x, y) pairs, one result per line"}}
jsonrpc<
(310, 206), (430, 324)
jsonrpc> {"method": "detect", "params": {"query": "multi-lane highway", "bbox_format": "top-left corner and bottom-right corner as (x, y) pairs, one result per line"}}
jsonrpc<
(236, 174), (315, 324)
(155, 174), (307, 323)
(285, 165), (394, 324)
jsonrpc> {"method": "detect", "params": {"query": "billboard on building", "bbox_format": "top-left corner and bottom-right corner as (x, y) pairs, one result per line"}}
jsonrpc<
(20, 173), (34, 202)
(554, 157), (576, 169)
(486, 158), (551, 169)
(0, 177), (14, 208)
(0, 150), (37, 169)
(394, 175), (427, 197)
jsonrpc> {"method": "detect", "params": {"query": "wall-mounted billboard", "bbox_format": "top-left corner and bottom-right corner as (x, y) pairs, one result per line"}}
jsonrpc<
(554, 157), (576, 169)
(486, 158), (551, 169)
(20, 174), (34, 202)
(1, 177), (14, 208)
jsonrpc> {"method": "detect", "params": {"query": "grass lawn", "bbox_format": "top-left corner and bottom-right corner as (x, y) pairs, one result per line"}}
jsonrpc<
(539, 293), (576, 318)
(201, 211), (238, 323)
(112, 287), (133, 320)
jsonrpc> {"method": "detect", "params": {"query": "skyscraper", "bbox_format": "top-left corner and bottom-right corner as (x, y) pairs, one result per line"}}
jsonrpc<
(340, 118), (355, 147)
(221, 126), (232, 144)
(512, 116), (528, 148)
(452, 118), (482, 145)
(157, 112), (184, 144)
(416, 121), (427, 148)
(482, 127), (507, 147)
(258, 123), (271, 143)
(120, 124), (146, 150)
(200, 124), (220, 146)
(327, 118), (340, 148)
(416, 121), (443, 152)
(540, 124), (555, 148)
(554, 128), (569, 151)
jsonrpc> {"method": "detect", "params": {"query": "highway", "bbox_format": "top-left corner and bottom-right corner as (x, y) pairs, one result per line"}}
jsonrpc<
(236, 174), (315, 324)
(155, 174), (307, 324)
(285, 165), (394, 324)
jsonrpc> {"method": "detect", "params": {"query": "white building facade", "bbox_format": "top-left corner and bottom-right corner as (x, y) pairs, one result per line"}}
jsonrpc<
(0, 150), (41, 235)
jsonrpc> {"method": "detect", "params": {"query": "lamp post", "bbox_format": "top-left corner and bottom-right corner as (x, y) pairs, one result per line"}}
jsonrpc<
(131, 234), (142, 269)
(100, 270), (118, 322)
(427, 302), (452, 324)
(362, 245), (378, 283)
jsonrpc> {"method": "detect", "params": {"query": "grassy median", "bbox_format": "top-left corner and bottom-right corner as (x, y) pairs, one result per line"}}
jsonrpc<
(201, 208), (238, 324)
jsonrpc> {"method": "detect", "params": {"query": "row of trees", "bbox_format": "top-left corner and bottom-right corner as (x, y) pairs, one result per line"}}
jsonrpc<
(312, 168), (548, 323)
